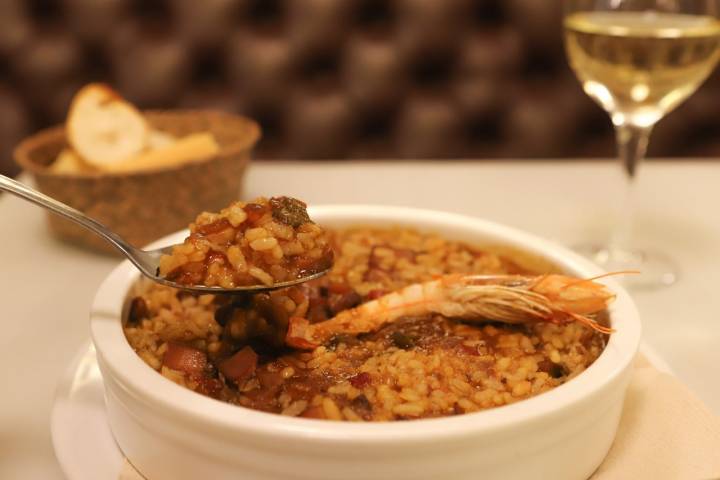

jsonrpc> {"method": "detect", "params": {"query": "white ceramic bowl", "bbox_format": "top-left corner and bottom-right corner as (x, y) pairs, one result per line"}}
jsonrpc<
(90, 205), (641, 480)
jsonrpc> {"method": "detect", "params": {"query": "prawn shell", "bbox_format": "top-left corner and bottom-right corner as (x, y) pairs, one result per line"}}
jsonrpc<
(531, 275), (615, 315)
(284, 273), (616, 349)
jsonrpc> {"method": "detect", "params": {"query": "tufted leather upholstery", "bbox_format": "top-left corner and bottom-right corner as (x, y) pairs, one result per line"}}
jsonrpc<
(2, 0), (720, 176)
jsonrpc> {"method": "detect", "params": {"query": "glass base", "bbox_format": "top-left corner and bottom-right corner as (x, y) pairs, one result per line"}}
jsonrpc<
(573, 244), (678, 290)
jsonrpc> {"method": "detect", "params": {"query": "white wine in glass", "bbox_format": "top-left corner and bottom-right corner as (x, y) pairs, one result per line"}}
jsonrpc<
(563, 2), (720, 288)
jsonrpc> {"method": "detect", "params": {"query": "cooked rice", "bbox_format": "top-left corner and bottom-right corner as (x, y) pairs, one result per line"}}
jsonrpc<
(158, 196), (332, 288)
(125, 227), (606, 421)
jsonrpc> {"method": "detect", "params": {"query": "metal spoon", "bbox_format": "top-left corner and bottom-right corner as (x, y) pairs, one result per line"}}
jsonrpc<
(0, 174), (330, 293)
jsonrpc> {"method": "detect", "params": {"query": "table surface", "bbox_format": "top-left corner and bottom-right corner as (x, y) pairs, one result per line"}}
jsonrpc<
(2, 160), (719, 479)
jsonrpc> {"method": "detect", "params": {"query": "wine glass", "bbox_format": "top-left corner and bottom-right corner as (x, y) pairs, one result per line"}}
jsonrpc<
(563, 0), (720, 288)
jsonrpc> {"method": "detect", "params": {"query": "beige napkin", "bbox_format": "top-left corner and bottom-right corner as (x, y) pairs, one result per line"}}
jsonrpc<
(119, 355), (720, 480)
(590, 355), (720, 480)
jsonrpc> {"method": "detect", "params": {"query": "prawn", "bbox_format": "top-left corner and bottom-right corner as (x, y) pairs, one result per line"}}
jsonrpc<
(286, 273), (622, 349)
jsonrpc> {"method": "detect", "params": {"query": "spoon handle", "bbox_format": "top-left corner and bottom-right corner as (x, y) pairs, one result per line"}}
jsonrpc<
(0, 174), (135, 256)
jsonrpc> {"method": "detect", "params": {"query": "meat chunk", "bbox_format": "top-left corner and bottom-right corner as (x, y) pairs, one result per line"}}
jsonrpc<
(219, 346), (258, 383)
(163, 343), (208, 375)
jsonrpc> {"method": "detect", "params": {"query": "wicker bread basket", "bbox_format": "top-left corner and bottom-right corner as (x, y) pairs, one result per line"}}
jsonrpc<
(14, 110), (260, 254)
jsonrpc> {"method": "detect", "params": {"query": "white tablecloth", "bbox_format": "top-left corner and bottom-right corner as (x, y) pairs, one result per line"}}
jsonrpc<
(1, 160), (718, 479)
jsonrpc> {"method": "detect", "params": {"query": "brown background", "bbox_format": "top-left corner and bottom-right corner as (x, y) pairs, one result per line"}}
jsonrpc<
(2, 0), (720, 177)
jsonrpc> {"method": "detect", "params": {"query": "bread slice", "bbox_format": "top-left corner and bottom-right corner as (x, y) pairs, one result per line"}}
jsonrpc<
(50, 148), (97, 174)
(67, 83), (149, 168)
(101, 132), (220, 173)
(147, 129), (177, 150)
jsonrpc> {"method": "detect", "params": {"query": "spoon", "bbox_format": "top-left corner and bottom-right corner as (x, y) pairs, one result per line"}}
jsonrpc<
(0, 174), (330, 293)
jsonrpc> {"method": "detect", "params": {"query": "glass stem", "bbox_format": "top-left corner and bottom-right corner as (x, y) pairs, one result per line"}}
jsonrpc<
(610, 123), (652, 252)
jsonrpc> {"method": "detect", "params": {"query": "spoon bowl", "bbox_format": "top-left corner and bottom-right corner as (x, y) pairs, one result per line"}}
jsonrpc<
(0, 173), (330, 293)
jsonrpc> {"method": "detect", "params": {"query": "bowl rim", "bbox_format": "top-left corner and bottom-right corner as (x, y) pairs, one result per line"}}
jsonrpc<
(90, 204), (641, 444)
(14, 109), (261, 178)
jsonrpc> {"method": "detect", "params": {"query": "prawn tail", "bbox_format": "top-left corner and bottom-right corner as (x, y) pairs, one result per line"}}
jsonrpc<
(286, 317), (319, 349)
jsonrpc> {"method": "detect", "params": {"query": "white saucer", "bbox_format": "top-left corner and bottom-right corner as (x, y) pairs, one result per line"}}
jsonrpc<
(51, 342), (125, 480)
(50, 341), (673, 480)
